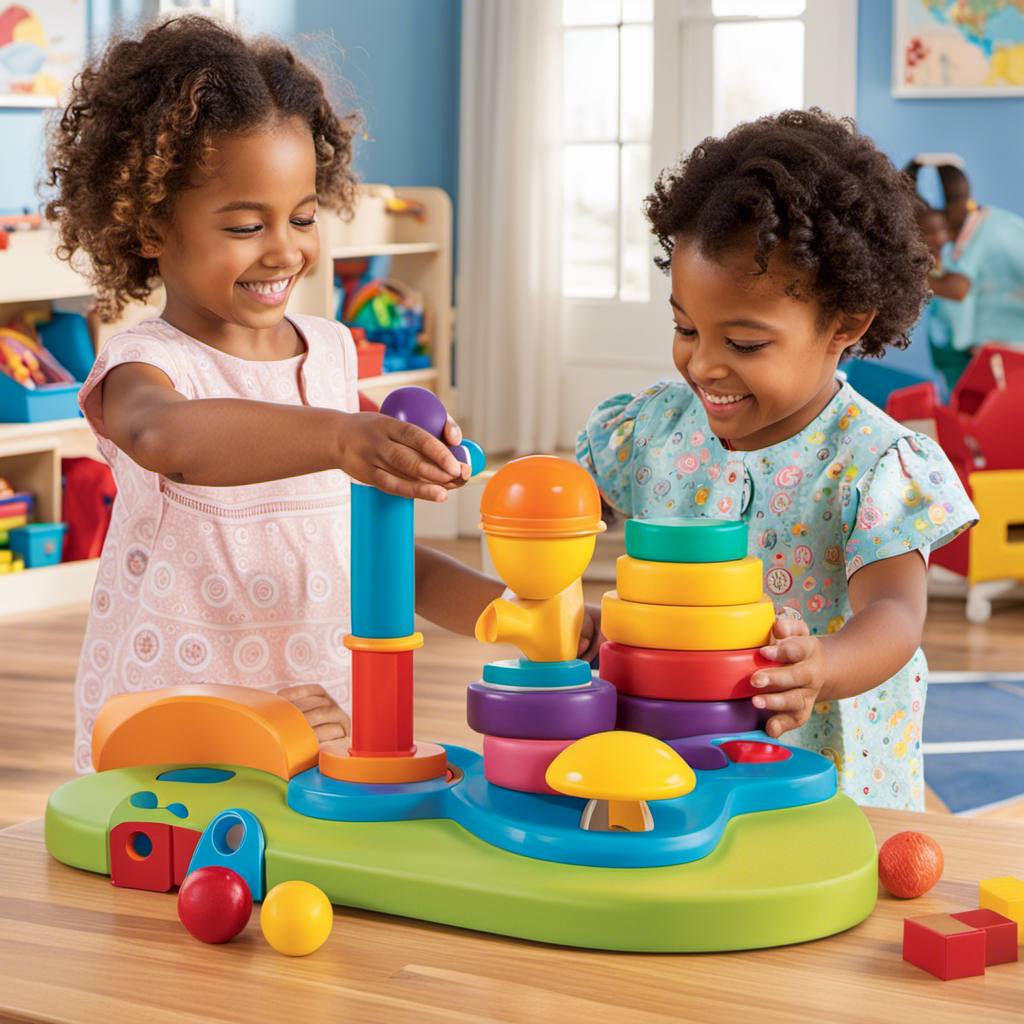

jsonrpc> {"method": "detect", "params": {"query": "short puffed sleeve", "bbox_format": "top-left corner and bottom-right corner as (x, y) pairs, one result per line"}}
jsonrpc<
(79, 324), (190, 441)
(842, 434), (978, 578)
(575, 389), (655, 515)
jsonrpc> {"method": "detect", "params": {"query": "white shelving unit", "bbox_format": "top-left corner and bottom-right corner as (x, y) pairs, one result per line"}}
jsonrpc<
(0, 185), (456, 615)
(289, 184), (455, 412)
(0, 228), (111, 617)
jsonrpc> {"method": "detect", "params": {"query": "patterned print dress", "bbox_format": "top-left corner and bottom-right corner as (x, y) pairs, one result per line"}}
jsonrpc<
(73, 315), (358, 773)
(577, 378), (978, 810)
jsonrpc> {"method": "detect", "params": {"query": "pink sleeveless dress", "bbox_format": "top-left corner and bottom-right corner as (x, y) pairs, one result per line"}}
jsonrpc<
(73, 315), (358, 773)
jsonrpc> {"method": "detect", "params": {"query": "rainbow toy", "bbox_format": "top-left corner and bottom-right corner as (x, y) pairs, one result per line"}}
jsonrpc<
(45, 396), (877, 952)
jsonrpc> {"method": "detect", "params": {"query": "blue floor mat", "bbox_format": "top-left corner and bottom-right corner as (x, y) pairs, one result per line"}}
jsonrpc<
(923, 682), (1024, 813)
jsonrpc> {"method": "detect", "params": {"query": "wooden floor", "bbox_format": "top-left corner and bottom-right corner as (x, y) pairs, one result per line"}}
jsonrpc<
(3, 537), (1024, 830)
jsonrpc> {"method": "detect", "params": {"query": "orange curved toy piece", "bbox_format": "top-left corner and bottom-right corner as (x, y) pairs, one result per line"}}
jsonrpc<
(91, 683), (320, 780)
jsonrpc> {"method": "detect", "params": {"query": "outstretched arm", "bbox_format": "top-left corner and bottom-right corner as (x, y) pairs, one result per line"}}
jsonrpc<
(100, 362), (469, 500)
(749, 550), (928, 738)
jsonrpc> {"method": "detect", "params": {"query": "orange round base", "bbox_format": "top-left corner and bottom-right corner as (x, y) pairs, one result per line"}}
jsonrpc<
(318, 741), (448, 783)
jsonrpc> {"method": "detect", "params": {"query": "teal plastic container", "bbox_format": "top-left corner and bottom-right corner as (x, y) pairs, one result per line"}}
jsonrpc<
(37, 312), (97, 383)
(8, 522), (68, 568)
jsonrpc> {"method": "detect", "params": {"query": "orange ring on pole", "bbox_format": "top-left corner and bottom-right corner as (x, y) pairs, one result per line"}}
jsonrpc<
(318, 741), (448, 783)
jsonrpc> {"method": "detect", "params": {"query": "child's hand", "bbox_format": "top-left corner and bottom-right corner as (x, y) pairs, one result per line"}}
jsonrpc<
(578, 602), (604, 665)
(339, 412), (471, 502)
(276, 683), (350, 744)
(749, 616), (827, 738)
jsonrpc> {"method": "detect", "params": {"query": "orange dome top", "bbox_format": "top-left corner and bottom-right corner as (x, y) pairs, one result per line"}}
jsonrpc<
(479, 455), (605, 538)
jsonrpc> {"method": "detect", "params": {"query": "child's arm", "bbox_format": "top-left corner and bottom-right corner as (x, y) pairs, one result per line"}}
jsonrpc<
(100, 362), (468, 500)
(414, 544), (602, 660)
(928, 268), (970, 302)
(749, 550), (928, 738)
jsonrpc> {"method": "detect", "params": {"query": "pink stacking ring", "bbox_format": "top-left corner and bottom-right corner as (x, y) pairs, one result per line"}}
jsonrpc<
(482, 735), (576, 794)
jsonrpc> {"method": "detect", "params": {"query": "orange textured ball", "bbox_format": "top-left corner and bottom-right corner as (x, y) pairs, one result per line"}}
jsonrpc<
(479, 455), (603, 538)
(877, 831), (944, 899)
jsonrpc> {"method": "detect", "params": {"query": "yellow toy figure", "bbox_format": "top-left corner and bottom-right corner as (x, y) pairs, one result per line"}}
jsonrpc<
(475, 455), (605, 662)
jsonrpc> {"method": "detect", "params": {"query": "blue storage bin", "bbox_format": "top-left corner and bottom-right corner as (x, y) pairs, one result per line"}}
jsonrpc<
(8, 522), (68, 568)
(0, 373), (82, 422)
(37, 312), (97, 383)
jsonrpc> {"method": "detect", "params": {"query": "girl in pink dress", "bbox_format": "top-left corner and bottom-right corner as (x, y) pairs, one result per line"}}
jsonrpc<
(43, 16), (551, 772)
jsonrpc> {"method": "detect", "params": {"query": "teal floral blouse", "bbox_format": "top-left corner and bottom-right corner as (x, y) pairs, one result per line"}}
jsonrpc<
(577, 378), (978, 810)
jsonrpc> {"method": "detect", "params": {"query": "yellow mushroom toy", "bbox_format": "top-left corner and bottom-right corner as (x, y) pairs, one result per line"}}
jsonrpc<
(545, 731), (696, 832)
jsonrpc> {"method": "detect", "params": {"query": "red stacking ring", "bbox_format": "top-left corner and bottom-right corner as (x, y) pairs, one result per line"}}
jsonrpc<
(599, 642), (774, 701)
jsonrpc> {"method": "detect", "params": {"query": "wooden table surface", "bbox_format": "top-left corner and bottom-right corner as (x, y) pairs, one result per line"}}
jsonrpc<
(0, 809), (1021, 1024)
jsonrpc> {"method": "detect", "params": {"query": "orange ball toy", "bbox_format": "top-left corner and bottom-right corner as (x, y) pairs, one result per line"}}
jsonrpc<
(479, 455), (605, 538)
(878, 831), (944, 898)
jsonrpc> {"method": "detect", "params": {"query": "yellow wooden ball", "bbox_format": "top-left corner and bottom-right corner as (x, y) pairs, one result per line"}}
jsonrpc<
(260, 880), (333, 956)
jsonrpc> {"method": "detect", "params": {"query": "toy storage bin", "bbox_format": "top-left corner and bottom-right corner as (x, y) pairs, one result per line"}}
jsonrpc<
(0, 375), (82, 423)
(8, 522), (68, 568)
(37, 311), (96, 383)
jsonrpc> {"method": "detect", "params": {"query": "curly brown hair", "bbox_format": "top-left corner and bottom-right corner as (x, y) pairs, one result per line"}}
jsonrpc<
(644, 108), (932, 358)
(43, 15), (361, 321)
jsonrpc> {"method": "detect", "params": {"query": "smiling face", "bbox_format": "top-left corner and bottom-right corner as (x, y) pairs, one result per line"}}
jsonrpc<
(669, 237), (873, 451)
(149, 115), (319, 357)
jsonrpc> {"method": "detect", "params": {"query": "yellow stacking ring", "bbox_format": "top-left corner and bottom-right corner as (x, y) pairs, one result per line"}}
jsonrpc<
(601, 591), (775, 651)
(343, 633), (424, 653)
(615, 554), (764, 607)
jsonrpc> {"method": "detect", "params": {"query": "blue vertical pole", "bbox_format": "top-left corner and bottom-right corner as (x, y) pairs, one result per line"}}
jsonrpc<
(350, 484), (415, 638)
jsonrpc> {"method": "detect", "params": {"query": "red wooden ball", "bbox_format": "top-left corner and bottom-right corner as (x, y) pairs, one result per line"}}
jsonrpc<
(177, 866), (253, 943)
(877, 831), (944, 899)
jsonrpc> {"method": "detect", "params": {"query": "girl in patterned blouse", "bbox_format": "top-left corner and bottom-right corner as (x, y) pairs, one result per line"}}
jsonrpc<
(578, 109), (977, 810)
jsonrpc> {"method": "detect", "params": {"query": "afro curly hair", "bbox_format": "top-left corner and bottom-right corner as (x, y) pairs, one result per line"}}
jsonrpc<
(644, 108), (932, 358)
(43, 14), (361, 322)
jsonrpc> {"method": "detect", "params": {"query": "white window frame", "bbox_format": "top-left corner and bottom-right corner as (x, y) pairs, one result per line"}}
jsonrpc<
(558, 0), (858, 449)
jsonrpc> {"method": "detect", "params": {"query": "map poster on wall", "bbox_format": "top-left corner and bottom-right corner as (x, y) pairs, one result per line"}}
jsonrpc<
(894, 1), (1024, 97)
(0, 1), (87, 107)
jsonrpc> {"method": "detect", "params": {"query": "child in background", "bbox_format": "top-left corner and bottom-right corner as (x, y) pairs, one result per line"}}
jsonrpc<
(44, 16), (577, 773)
(914, 200), (972, 394)
(578, 109), (977, 810)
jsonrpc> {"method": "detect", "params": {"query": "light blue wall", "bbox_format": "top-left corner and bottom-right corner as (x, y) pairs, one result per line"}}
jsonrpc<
(855, 0), (1024, 382)
(292, 1), (461, 209)
(0, 0), (297, 212)
(857, 1), (1024, 218)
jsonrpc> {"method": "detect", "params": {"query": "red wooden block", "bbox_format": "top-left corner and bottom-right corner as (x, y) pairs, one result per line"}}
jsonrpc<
(903, 913), (986, 980)
(109, 821), (174, 892)
(172, 826), (202, 887)
(951, 909), (1019, 966)
(599, 642), (773, 701)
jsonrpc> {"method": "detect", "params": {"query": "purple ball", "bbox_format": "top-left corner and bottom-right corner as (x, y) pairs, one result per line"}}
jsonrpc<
(379, 386), (448, 439)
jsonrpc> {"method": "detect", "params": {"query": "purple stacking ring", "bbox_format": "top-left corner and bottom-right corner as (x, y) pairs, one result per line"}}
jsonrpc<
(467, 678), (618, 739)
(616, 692), (771, 739)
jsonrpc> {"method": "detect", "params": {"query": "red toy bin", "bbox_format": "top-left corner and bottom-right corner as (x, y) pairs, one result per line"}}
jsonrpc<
(356, 341), (385, 379)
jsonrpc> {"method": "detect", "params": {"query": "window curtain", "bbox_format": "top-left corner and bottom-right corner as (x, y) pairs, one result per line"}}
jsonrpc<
(457, 0), (563, 454)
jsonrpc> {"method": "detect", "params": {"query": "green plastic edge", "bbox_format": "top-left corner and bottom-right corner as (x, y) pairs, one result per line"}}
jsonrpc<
(45, 768), (877, 952)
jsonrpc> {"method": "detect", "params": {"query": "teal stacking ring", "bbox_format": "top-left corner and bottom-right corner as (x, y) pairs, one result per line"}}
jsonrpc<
(481, 658), (593, 689)
(624, 517), (748, 564)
